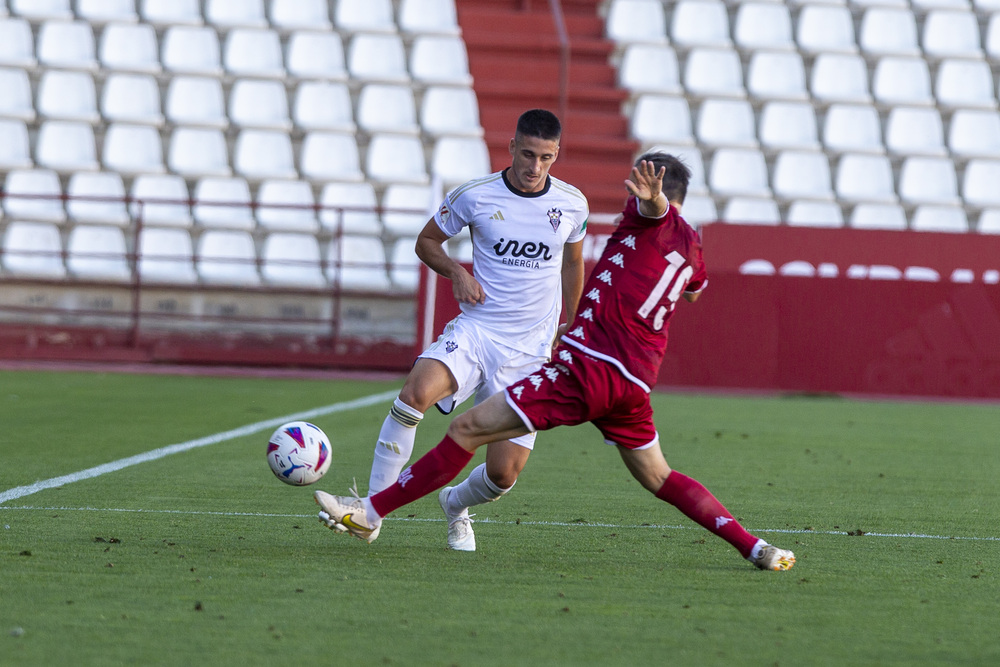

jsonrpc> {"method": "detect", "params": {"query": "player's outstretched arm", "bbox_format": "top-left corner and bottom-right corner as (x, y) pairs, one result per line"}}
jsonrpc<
(625, 160), (668, 219)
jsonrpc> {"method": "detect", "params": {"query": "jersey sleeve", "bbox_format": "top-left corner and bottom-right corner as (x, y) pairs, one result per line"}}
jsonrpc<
(434, 188), (472, 238)
(684, 228), (708, 294)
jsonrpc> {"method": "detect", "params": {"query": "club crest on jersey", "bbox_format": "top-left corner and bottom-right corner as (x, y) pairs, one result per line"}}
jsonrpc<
(445, 340), (458, 353)
(547, 207), (562, 232)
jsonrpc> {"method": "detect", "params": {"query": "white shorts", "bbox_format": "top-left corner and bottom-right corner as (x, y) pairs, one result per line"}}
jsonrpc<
(419, 316), (546, 449)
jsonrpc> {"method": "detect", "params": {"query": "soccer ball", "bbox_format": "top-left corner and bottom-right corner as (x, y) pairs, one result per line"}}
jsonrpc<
(266, 421), (332, 486)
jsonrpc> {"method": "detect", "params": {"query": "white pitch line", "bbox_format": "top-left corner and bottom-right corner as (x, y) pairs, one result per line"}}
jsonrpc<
(1, 505), (998, 542)
(0, 389), (398, 505)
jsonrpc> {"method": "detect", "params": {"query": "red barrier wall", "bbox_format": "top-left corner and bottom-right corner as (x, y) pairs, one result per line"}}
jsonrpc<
(425, 224), (1000, 399)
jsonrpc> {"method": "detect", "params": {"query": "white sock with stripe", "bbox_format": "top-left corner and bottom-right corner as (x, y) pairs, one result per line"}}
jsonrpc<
(446, 463), (514, 514)
(368, 398), (423, 494)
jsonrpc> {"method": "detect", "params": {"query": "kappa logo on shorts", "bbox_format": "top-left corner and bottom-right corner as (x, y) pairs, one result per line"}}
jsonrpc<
(557, 349), (573, 364)
(445, 340), (458, 353)
(512, 385), (524, 399)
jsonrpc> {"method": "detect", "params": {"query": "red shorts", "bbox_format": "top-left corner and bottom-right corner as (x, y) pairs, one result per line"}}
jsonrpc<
(504, 347), (658, 450)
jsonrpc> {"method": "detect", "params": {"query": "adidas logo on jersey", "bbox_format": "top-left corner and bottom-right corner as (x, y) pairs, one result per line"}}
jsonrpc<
(489, 210), (505, 221)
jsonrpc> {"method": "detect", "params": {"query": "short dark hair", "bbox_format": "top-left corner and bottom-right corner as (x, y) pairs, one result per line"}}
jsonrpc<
(635, 151), (691, 204)
(516, 109), (562, 141)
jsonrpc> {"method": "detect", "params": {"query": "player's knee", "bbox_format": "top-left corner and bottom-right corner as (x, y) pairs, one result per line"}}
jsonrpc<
(486, 466), (519, 490)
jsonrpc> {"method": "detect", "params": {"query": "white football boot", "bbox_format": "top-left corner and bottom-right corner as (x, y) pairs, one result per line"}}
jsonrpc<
(752, 544), (796, 571)
(315, 488), (380, 544)
(438, 486), (476, 552)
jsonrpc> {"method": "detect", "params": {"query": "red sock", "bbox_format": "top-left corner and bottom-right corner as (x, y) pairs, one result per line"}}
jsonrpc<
(370, 435), (474, 518)
(655, 471), (760, 559)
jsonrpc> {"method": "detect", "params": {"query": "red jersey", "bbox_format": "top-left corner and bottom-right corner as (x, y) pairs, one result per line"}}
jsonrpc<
(559, 196), (707, 391)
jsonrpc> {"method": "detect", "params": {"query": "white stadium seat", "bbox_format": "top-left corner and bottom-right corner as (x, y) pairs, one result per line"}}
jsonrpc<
(256, 180), (319, 233)
(300, 132), (364, 182)
(679, 194), (717, 225)
(2, 169), (65, 222)
(772, 151), (835, 201)
(962, 160), (1000, 208)
(759, 102), (820, 152)
(720, 197), (780, 225)
(823, 104), (884, 155)
(205, 0), (267, 29)
(746, 51), (808, 101)
(797, 5), (857, 55)
(326, 235), (392, 292)
(787, 200), (845, 228)
(101, 73), (163, 125)
(734, 3), (794, 52)
(683, 48), (745, 99)
(130, 174), (193, 227)
(162, 26), (222, 76)
(1, 221), (66, 278)
(910, 205), (969, 233)
(229, 79), (291, 130)
(389, 237), (421, 292)
(347, 33), (409, 83)
(319, 182), (381, 235)
(948, 110), (1000, 160)
(167, 127), (231, 178)
(671, 0), (732, 49)
(286, 31), (347, 81)
(988, 15), (1000, 60)
(334, 0), (395, 33)
(269, 0), (331, 31)
(810, 54), (872, 104)
(884, 107), (946, 157)
(140, 0), (202, 27)
(36, 70), (99, 124)
(261, 233), (326, 288)
(102, 123), (165, 175)
(0, 17), (35, 68)
(935, 59), (996, 111)
(922, 10), (982, 60)
(137, 228), (198, 284)
(224, 28), (284, 78)
(431, 137), (490, 188)
(356, 84), (419, 135)
(398, 0), (460, 36)
(37, 20), (98, 70)
(35, 120), (99, 172)
(605, 0), (667, 45)
(695, 98), (757, 149)
(898, 157), (960, 206)
(859, 8), (920, 57)
(409, 35), (473, 86)
(66, 172), (129, 226)
(10, 0), (71, 20)
(618, 44), (681, 96)
(835, 154), (897, 203)
(420, 87), (483, 137)
(192, 177), (254, 230)
(98, 22), (160, 73)
(0, 118), (31, 169)
(196, 230), (260, 285)
(631, 96), (694, 146)
(365, 134), (429, 184)
(382, 184), (436, 237)
(165, 76), (227, 128)
(293, 81), (356, 133)
(709, 148), (771, 198)
(872, 57), (933, 106)
(66, 225), (131, 281)
(77, 0), (137, 24)
(849, 203), (908, 230)
(0, 67), (34, 121)
(979, 209), (1000, 234)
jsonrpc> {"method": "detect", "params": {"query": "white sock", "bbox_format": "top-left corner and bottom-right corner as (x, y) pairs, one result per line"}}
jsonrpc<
(748, 539), (768, 562)
(362, 497), (383, 528)
(367, 398), (423, 494)
(447, 463), (514, 514)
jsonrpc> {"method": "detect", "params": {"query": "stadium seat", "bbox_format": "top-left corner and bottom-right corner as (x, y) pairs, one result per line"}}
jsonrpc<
(286, 31), (347, 81)
(365, 134), (430, 185)
(709, 148), (771, 198)
(66, 225), (130, 281)
(255, 179), (319, 232)
(922, 10), (982, 60)
(683, 48), (746, 99)
(269, 0), (331, 31)
(299, 131), (364, 181)
(653, 145), (707, 194)
(630, 96), (694, 146)
(233, 130), (297, 180)
(36, 121), (99, 172)
(695, 99), (757, 149)
(36, 70), (99, 124)
(66, 172), (129, 226)
(293, 81), (355, 133)
(420, 86), (483, 138)
(733, 3), (794, 52)
(618, 44), (681, 96)
(409, 35), (472, 86)
(140, 0), (202, 27)
(431, 137), (491, 189)
(1, 221), (66, 278)
(11, 0), (70, 21)
(898, 157), (960, 206)
(0, 118), (31, 170)
(0, 66), (34, 121)
(300, 132), (364, 182)
(326, 235), (392, 292)
(381, 184), (435, 237)
(786, 200), (845, 228)
(758, 102), (820, 152)
(77, 0), (137, 24)
(858, 8), (920, 57)
(948, 110), (1000, 160)
(0, 17), (35, 68)
(910, 205), (969, 233)
(962, 159), (1000, 208)
(192, 177), (254, 230)
(98, 22), (159, 73)
(398, 0), (460, 36)
(37, 20), (97, 70)
(205, 0), (266, 29)
(849, 202), (908, 230)
(165, 76), (227, 128)
(988, 14), (1000, 60)
(229, 79), (291, 130)
(130, 174), (192, 227)
(679, 194), (717, 225)
(101, 73), (163, 125)
(746, 51), (808, 101)
(772, 151), (835, 201)
(720, 197), (780, 225)
(356, 84), (419, 135)
(884, 107), (946, 157)
(347, 33), (409, 83)
(671, 0), (732, 49)
(388, 237), (421, 292)
(605, 0), (667, 44)
(162, 26), (222, 76)
(796, 5), (857, 55)
(810, 54), (872, 104)
(872, 57), (933, 106)
(822, 104), (884, 155)
(167, 127), (231, 178)
(978, 209), (1000, 234)
(319, 181), (381, 235)
(102, 123), (165, 175)
(196, 230), (260, 285)
(260, 233), (326, 288)
(2, 169), (65, 222)
(224, 28), (284, 78)
(835, 154), (897, 203)
(137, 227), (198, 284)
(935, 59), (996, 111)
(334, 0), (395, 33)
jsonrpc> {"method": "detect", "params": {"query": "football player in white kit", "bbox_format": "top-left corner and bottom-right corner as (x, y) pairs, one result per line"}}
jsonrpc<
(365, 109), (589, 550)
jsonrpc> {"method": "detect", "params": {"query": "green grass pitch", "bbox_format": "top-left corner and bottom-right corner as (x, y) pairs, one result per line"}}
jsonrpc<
(1, 368), (998, 666)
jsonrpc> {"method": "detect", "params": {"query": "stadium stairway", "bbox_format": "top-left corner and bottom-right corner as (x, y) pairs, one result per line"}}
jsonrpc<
(456, 0), (637, 215)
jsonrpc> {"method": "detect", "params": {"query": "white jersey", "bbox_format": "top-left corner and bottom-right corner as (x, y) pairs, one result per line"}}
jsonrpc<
(435, 169), (589, 357)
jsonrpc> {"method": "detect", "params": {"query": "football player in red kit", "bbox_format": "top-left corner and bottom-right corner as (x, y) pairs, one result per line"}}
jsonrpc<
(315, 152), (795, 571)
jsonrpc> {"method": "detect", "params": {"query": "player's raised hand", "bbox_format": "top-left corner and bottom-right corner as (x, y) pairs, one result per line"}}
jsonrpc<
(451, 265), (487, 305)
(625, 160), (665, 202)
